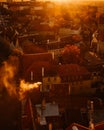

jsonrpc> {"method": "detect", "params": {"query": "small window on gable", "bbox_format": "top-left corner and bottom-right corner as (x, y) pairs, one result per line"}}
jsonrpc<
(45, 85), (50, 92)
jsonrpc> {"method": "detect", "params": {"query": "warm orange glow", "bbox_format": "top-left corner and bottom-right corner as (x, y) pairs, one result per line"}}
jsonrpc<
(40, 0), (70, 3)
(1, 61), (17, 96)
(19, 80), (42, 100)
(52, 0), (69, 2)
(0, 57), (41, 100)
(40, 0), (98, 3)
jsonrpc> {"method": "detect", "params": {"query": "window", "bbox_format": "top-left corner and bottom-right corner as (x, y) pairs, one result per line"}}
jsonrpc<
(45, 85), (50, 92)
(47, 77), (50, 82)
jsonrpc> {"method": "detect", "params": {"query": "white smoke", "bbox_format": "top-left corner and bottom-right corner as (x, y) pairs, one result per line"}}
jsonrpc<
(0, 56), (41, 100)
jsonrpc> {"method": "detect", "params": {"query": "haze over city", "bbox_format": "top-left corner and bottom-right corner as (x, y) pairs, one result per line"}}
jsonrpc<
(1, 0), (104, 129)
(0, 0), (104, 2)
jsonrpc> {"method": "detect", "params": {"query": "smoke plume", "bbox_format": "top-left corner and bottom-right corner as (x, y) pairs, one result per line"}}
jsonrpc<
(0, 56), (41, 100)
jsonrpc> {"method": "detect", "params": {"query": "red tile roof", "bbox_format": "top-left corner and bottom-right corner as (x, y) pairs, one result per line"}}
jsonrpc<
(20, 53), (56, 81)
(95, 121), (104, 130)
(21, 53), (53, 71)
(26, 61), (57, 76)
(20, 40), (46, 54)
(20, 54), (90, 82)
(66, 121), (104, 130)
(66, 123), (89, 130)
(58, 64), (90, 77)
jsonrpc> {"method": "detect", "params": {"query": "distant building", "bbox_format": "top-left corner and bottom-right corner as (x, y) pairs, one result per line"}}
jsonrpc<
(43, 64), (95, 96)
(20, 52), (98, 96)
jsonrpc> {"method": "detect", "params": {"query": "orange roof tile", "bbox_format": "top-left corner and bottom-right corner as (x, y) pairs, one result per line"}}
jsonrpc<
(95, 121), (104, 130)
(66, 123), (89, 130)
(20, 53), (53, 71)
(58, 64), (90, 77)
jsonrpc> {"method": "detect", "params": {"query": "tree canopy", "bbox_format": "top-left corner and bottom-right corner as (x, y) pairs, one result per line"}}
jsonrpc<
(61, 45), (82, 64)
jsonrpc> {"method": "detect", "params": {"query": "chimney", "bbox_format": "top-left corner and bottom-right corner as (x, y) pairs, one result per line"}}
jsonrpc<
(42, 67), (44, 77)
(30, 71), (33, 81)
(88, 100), (95, 130)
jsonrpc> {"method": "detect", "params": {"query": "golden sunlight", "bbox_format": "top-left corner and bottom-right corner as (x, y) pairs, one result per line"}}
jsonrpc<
(41, 0), (70, 3)
(41, 0), (97, 3)
(52, 0), (69, 2)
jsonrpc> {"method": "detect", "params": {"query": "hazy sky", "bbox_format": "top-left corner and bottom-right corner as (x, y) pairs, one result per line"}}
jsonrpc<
(0, 0), (104, 2)
(37, 0), (104, 2)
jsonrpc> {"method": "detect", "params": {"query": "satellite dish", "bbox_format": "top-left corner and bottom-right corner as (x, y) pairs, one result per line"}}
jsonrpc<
(72, 125), (79, 130)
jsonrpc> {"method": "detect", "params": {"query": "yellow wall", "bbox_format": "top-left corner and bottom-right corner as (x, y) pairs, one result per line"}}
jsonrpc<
(43, 76), (96, 95)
